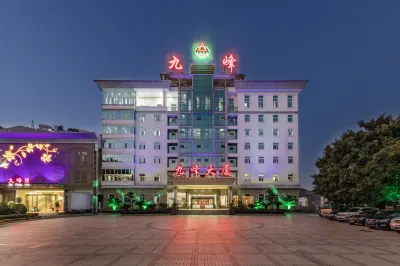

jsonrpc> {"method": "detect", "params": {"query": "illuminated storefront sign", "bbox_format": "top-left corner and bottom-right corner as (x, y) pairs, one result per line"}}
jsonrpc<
(0, 143), (57, 169)
(174, 164), (232, 177)
(193, 42), (210, 59)
(222, 54), (237, 73)
(168, 55), (183, 71)
(7, 177), (31, 187)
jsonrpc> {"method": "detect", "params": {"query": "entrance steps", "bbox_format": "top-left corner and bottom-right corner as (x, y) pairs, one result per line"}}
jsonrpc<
(178, 209), (229, 215)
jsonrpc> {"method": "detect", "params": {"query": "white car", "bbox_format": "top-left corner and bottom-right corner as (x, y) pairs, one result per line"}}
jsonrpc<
(389, 217), (400, 232)
(335, 207), (378, 222)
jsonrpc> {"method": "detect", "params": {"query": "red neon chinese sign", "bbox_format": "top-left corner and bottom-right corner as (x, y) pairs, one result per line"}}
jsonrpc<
(220, 163), (232, 177)
(222, 54), (237, 73)
(8, 177), (30, 185)
(174, 165), (186, 176)
(190, 164), (200, 177)
(168, 55), (183, 71)
(205, 164), (216, 176)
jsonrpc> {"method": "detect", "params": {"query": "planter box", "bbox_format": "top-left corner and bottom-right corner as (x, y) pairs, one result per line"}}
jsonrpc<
(0, 213), (39, 220)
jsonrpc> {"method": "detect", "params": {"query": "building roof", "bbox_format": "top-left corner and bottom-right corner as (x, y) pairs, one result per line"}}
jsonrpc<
(0, 131), (98, 144)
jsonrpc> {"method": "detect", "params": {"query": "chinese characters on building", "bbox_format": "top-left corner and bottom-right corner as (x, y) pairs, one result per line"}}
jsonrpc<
(174, 164), (232, 177)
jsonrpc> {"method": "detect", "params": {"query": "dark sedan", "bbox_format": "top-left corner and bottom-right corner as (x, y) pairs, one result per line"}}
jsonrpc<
(366, 211), (398, 227)
(349, 210), (380, 225)
(373, 212), (400, 229)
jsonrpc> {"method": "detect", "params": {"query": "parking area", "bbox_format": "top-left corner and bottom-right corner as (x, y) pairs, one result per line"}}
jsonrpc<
(0, 214), (399, 266)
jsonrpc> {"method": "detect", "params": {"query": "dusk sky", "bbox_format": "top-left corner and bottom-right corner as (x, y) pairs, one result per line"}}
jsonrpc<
(1, 1), (399, 189)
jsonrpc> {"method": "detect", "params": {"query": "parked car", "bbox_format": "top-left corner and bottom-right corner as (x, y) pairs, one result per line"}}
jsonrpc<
(349, 209), (380, 225)
(389, 216), (400, 232)
(373, 212), (400, 230)
(366, 211), (398, 227)
(318, 203), (333, 217)
(335, 207), (378, 222)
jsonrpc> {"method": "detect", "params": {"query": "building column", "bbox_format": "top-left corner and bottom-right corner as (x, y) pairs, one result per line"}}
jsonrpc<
(228, 186), (232, 206)
(173, 186), (177, 205)
(64, 189), (69, 211)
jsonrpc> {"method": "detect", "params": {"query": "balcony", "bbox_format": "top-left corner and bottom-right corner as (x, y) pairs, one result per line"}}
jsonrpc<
(168, 117), (178, 126)
(227, 117), (238, 126)
(228, 106), (238, 112)
(102, 119), (135, 125)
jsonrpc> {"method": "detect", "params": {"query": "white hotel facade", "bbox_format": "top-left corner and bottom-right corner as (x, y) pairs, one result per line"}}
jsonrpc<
(96, 43), (307, 209)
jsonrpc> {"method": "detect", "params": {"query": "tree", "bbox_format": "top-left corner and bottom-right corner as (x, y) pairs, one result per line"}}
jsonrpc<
(265, 187), (279, 210)
(313, 114), (400, 207)
(56, 125), (64, 132)
(67, 128), (80, 132)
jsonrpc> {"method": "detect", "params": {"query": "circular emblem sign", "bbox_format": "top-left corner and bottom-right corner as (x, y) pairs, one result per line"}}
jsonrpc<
(194, 42), (210, 59)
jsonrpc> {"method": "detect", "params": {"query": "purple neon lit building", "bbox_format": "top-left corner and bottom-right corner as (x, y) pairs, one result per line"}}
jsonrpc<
(0, 128), (99, 213)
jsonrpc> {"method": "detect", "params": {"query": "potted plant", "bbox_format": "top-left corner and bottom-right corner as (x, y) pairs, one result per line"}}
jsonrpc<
(54, 201), (60, 213)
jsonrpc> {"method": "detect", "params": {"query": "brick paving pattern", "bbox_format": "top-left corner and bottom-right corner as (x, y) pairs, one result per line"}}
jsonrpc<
(0, 214), (399, 265)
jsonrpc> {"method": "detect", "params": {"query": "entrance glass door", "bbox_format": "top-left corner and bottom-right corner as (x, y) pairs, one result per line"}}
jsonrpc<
(25, 194), (57, 212)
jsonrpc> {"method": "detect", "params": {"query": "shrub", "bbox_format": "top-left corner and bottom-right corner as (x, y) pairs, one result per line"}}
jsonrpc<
(16, 197), (22, 204)
(0, 202), (13, 215)
(12, 204), (27, 214)
(158, 203), (167, 209)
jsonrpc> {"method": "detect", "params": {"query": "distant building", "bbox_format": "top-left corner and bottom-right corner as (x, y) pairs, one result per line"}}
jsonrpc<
(0, 126), (99, 213)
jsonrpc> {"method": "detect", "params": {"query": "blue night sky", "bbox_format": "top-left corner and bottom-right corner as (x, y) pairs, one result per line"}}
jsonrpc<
(1, 1), (399, 189)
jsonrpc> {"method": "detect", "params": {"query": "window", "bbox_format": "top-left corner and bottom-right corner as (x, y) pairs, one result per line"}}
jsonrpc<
(81, 172), (87, 183)
(74, 172), (80, 183)
(139, 157), (146, 164)
(258, 115), (264, 122)
(154, 115), (161, 122)
(273, 174), (279, 182)
(288, 173), (294, 182)
(139, 194), (145, 202)
(76, 152), (88, 165)
(154, 194), (160, 203)
(245, 129), (250, 136)
(288, 156), (294, 164)
(288, 115), (293, 123)
(139, 115), (146, 122)
(244, 115), (250, 122)
(154, 174), (160, 182)
(258, 129), (264, 136)
(154, 142), (161, 150)
(140, 128), (146, 136)
(245, 157), (251, 164)
(288, 129), (294, 136)
(244, 174), (250, 181)
(139, 174), (145, 182)
(258, 174), (264, 181)
(273, 115), (279, 123)
(288, 142), (293, 150)
(273, 129), (279, 136)
(154, 128), (161, 136)
(288, 95), (293, 108)
(258, 157), (264, 164)
(244, 143), (250, 150)
(273, 157), (279, 164)
(154, 156), (161, 164)
(258, 95), (264, 108)
(139, 143), (146, 150)
(258, 143), (264, 150)
(244, 95), (250, 107)
(258, 193), (265, 202)
(273, 95), (279, 108)
(273, 143), (279, 150)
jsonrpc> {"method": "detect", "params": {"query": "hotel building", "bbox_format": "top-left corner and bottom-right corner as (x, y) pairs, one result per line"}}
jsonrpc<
(96, 42), (307, 210)
(0, 126), (99, 213)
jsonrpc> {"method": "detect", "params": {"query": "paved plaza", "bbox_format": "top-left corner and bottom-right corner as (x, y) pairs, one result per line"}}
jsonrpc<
(0, 214), (399, 266)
